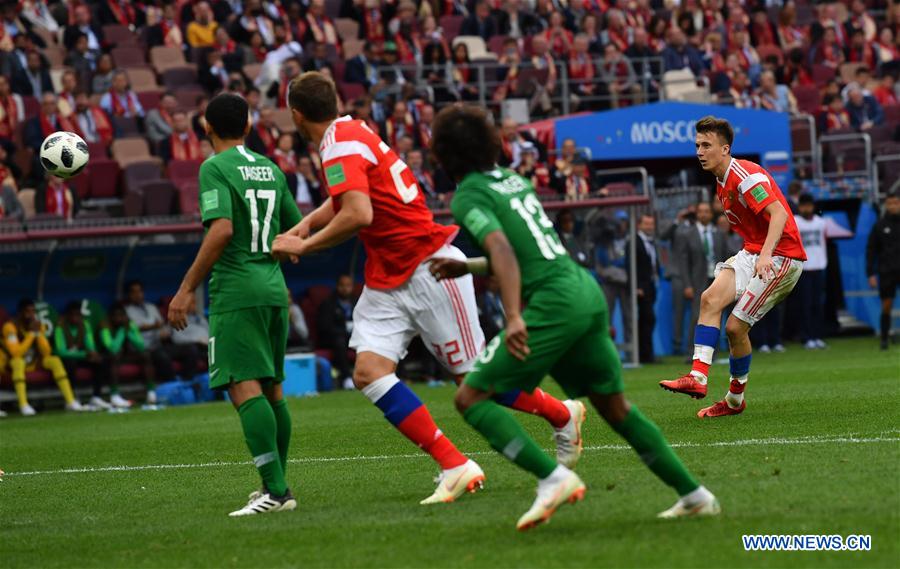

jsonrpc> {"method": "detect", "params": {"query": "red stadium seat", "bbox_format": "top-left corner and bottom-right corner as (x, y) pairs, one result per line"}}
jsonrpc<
(139, 180), (177, 215)
(22, 96), (39, 118)
(338, 82), (366, 102)
(177, 180), (199, 215)
(162, 66), (199, 91)
(113, 116), (141, 137)
(87, 159), (121, 199)
(112, 46), (148, 68)
(811, 64), (836, 86)
(793, 85), (821, 114)
(488, 35), (509, 56)
(439, 15), (464, 40)
(123, 160), (163, 195)
(168, 159), (202, 183)
(756, 44), (783, 65)
(86, 141), (108, 159)
(883, 105), (900, 128)
(103, 24), (140, 46)
(137, 91), (162, 111)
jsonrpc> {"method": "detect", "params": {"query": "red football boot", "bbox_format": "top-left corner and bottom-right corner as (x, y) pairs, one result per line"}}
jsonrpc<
(659, 374), (708, 399)
(697, 400), (746, 418)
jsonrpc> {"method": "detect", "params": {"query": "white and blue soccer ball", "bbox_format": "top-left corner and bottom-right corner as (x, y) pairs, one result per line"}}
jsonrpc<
(40, 131), (89, 179)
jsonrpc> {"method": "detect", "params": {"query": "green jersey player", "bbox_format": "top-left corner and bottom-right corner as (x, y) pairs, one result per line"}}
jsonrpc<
(168, 93), (302, 517)
(428, 106), (720, 531)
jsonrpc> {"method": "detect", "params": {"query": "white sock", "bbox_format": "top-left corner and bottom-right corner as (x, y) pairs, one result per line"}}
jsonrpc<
(725, 375), (748, 408)
(681, 485), (714, 506)
(359, 373), (400, 404)
(689, 345), (714, 384)
(540, 464), (571, 484)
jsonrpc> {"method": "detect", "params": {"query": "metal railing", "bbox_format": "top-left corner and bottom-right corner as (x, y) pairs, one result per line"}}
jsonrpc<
(817, 132), (872, 180)
(873, 154), (900, 201)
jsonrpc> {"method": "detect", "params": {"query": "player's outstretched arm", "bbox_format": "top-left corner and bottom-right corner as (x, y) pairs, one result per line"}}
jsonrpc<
(168, 218), (234, 330)
(755, 200), (789, 282)
(285, 197), (336, 238)
(482, 230), (529, 361)
(273, 191), (372, 257)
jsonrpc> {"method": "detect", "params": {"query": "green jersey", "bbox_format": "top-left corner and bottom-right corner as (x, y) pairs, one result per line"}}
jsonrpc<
(199, 145), (302, 314)
(451, 167), (605, 320)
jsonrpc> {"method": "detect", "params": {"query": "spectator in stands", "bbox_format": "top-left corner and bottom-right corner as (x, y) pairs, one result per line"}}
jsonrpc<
(847, 28), (877, 70)
(91, 54), (116, 95)
(497, 117), (527, 169)
(407, 148), (436, 199)
(874, 29), (899, 70)
(21, 0), (59, 36)
(756, 70), (798, 113)
(783, 47), (814, 87)
(497, 0), (540, 39)
(446, 42), (477, 101)
(145, 92), (177, 145)
(579, 13), (603, 55)
(731, 27), (762, 85)
(776, 5), (805, 52)
(556, 209), (591, 267)
(73, 91), (115, 147)
(542, 10), (574, 59)
(603, 9), (632, 54)
(846, 0), (877, 42)
(100, 70), (145, 119)
(24, 93), (80, 166)
(145, 3), (184, 49)
(810, 26), (845, 69)
(0, 150), (23, 220)
(123, 280), (184, 395)
(55, 301), (114, 410)
(304, 0), (338, 48)
(516, 142), (550, 189)
(628, 213), (659, 364)
(63, 4), (103, 53)
(461, 0), (498, 42)
(303, 42), (333, 73)
(160, 111), (204, 162)
(266, 57), (302, 107)
(187, 1), (219, 49)
(246, 106), (280, 155)
(823, 94), (852, 132)
(477, 275), (505, 341)
(384, 99), (417, 147)
(97, 0), (145, 29)
(200, 50), (231, 94)
(662, 28), (704, 76)
(35, 172), (77, 220)
(529, 35), (558, 114)
(345, 41), (381, 89)
(417, 103), (434, 149)
(65, 33), (97, 81)
(57, 71), (79, 117)
(866, 191), (900, 351)
(601, 42), (640, 109)
(11, 51), (52, 98)
(750, 8), (777, 47)
(420, 16), (450, 58)
(316, 274), (356, 390)
(672, 201), (727, 355)
(794, 194), (829, 350)
(295, 155), (323, 206)
(170, 295), (208, 369)
(845, 86), (885, 130)
(0, 76), (23, 152)
(359, 0), (387, 44)
(2, 298), (84, 415)
(842, 67), (873, 101)
(873, 74), (898, 107)
(101, 302), (153, 407)
(287, 290), (311, 350)
(725, 69), (753, 108)
(564, 155), (592, 201)
(567, 34), (596, 109)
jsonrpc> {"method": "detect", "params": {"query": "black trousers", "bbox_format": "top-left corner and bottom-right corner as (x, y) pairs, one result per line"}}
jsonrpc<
(62, 356), (109, 397)
(797, 269), (826, 342)
(637, 283), (657, 363)
(149, 343), (201, 382)
(321, 334), (352, 380)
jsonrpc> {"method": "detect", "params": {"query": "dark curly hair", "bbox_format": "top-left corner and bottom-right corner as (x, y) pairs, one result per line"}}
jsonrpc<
(430, 105), (500, 182)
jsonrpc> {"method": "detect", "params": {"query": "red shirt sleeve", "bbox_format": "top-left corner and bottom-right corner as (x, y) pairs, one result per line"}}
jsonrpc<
(322, 154), (371, 198)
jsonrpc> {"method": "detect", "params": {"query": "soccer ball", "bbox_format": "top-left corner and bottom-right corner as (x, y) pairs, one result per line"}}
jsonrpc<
(40, 131), (89, 179)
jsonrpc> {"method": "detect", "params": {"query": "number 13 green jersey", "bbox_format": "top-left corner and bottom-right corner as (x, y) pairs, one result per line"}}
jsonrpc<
(451, 168), (606, 321)
(199, 145), (302, 314)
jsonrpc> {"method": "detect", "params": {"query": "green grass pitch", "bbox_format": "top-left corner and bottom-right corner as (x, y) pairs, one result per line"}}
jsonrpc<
(2, 337), (898, 568)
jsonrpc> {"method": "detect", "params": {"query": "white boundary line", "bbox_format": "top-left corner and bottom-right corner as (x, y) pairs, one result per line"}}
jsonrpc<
(4, 433), (898, 478)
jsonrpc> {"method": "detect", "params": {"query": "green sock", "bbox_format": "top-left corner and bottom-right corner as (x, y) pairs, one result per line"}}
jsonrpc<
(237, 395), (287, 496)
(463, 400), (557, 479)
(271, 398), (292, 475)
(612, 405), (699, 496)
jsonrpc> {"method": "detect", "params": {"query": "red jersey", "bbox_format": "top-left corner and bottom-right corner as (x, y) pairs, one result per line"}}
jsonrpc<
(320, 117), (458, 289)
(716, 158), (807, 261)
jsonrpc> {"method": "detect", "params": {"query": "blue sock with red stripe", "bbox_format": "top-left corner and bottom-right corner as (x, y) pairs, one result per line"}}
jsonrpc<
(361, 374), (468, 470)
(494, 389), (571, 429)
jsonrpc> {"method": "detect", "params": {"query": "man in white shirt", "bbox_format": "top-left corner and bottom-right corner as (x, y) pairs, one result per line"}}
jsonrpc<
(794, 194), (828, 349)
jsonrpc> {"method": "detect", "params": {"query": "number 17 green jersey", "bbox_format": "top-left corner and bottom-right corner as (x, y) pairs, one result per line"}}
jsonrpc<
(198, 144), (302, 314)
(450, 167), (606, 323)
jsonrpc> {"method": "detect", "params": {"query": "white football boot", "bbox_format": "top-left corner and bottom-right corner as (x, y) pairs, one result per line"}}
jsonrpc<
(110, 393), (132, 408)
(554, 400), (586, 469)
(657, 486), (721, 519)
(516, 466), (586, 531)
(420, 459), (485, 505)
(20, 404), (36, 416)
(229, 490), (297, 517)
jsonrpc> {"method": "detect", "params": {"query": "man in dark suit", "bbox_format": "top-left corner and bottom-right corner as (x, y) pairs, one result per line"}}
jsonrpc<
(316, 274), (357, 390)
(344, 42), (381, 88)
(627, 214), (660, 364)
(672, 201), (728, 355)
(495, 0), (540, 38)
(11, 51), (53, 98)
(460, 0), (497, 41)
(63, 4), (104, 53)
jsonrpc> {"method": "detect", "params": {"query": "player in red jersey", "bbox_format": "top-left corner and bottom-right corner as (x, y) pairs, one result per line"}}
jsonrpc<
(271, 72), (585, 503)
(659, 116), (807, 418)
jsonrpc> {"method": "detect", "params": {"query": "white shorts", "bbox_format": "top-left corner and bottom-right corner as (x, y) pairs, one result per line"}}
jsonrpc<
(349, 244), (485, 375)
(715, 249), (803, 327)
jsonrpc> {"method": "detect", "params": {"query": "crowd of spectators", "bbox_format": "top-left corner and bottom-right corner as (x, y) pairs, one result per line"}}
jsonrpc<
(0, 0), (897, 222)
